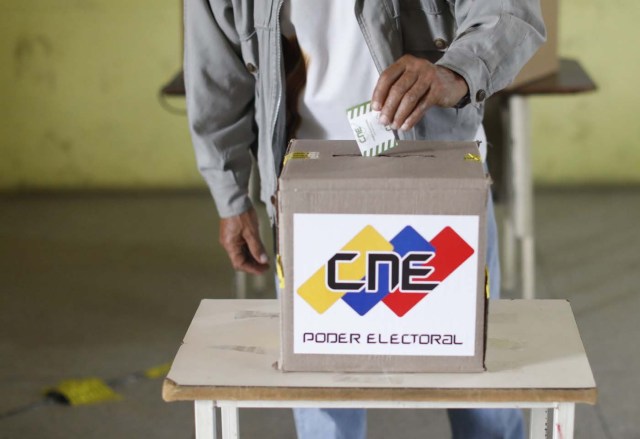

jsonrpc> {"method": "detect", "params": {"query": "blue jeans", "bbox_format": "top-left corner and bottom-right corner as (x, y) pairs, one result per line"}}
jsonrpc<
(293, 191), (524, 439)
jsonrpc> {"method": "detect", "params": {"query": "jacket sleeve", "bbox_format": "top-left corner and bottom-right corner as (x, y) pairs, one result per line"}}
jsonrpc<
(184, 0), (255, 218)
(436, 0), (546, 104)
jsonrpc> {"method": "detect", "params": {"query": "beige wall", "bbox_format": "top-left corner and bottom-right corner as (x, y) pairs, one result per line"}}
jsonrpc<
(531, 0), (640, 185)
(1, 0), (637, 189)
(0, 0), (198, 189)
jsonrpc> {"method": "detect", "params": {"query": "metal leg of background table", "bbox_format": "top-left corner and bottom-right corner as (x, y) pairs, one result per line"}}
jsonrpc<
(502, 215), (518, 292)
(234, 271), (247, 299)
(195, 400), (216, 439)
(221, 404), (240, 439)
(552, 403), (575, 439)
(530, 408), (549, 439)
(501, 98), (517, 292)
(508, 95), (536, 299)
(522, 236), (536, 300)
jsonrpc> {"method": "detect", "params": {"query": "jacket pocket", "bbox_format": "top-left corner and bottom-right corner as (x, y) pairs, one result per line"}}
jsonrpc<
(400, 0), (455, 53)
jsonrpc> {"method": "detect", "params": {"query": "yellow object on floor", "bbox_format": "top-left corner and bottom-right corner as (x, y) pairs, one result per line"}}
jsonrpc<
(44, 378), (122, 406)
(143, 363), (172, 379)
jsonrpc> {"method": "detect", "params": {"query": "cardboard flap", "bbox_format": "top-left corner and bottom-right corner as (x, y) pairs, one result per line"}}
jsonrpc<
(280, 140), (489, 192)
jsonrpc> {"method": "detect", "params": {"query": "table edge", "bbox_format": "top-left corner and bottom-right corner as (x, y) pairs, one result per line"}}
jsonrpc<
(501, 58), (597, 96)
(162, 378), (597, 405)
(161, 58), (598, 98)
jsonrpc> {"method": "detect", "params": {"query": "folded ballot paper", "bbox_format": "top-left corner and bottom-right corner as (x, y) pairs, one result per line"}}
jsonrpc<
(346, 101), (398, 156)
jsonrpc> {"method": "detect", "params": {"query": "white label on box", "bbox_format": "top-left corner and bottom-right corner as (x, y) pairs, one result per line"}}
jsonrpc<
(346, 101), (398, 156)
(293, 213), (479, 356)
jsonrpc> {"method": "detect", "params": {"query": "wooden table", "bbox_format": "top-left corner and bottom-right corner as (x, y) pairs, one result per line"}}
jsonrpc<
(163, 299), (596, 439)
(499, 59), (597, 299)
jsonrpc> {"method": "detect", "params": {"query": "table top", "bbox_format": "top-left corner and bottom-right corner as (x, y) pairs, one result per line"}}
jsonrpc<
(502, 58), (597, 96)
(160, 58), (596, 98)
(160, 70), (185, 96)
(163, 299), (596, 404)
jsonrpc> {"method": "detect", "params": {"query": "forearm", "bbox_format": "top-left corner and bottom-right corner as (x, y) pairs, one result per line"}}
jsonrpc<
(184, 0), (257, 218)
(437, 0), (546, 105)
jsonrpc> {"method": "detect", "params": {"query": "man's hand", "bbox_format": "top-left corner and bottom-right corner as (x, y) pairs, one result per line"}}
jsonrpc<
(372, 54), (469, 131)
(219, 207), (269, 275)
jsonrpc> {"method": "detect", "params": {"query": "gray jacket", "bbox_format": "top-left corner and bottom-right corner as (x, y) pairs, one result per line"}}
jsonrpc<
(184, 0), (545, 219)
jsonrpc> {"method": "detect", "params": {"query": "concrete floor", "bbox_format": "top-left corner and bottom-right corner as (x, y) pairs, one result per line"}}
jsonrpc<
(0, 188), (638, 438)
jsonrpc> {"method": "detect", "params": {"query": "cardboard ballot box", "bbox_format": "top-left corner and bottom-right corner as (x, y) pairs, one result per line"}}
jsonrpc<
(277, 140), (490, 373)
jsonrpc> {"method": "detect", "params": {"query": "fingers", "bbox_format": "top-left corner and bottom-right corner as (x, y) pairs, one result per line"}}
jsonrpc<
(392, 80), (432, 130)
(402, 89), (439, 130)
(379, 70), (421, 128)
(243, 225), (269, 266)
(237, 246), (269, 275)
(225, 242), (265, 275)
(219, 209), (269, 275)
(372, 62), (405, 114)
(373, 55), (434, 129)
(372, 55), (469, 131)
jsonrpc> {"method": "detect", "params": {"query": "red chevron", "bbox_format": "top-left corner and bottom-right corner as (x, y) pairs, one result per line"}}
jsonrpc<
(382, 227), (474, 317)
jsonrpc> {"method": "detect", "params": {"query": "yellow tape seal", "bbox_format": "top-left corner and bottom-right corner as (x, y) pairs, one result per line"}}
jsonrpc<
(276, 254), (285, 289)
(45, 378), (122, 406)
(143, 363), (172, 379)
(283, 151), (319, 167)
(464, 153), (481, 162)
(485, 266), (490, 299)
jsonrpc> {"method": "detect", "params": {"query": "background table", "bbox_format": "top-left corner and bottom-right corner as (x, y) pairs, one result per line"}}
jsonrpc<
(498, 59), (597, 299)
(163, 299), (596, 439)
(160, 59), (597, 301)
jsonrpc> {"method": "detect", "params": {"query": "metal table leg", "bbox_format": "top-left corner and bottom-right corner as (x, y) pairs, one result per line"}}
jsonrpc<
(221, 403), (240, 439)
(530, 408), (549, 439)
(553, 403), (576, 439)
(507, 95), (536, 299)
(195, 400), (216, 439)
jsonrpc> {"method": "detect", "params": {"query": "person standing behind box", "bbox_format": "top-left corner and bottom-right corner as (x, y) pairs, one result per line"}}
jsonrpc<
(184, 1), (545, 438)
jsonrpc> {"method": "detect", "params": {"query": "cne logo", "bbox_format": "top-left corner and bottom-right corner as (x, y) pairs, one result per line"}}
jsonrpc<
(326, 250), (437, 293)
(297, 225), (474, 317)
